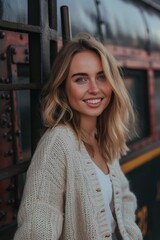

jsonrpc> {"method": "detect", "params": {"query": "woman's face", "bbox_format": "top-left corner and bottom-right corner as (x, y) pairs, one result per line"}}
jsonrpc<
(66, 50), (112, 122)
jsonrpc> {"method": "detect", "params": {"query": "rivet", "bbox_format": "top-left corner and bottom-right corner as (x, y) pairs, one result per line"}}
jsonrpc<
(5, 78), (10, 84)
(25, 56), (29, 62)
(24, 48), (29, 54)
(11, 47), (16, 55)
(0, 211), (6, 220)
(1, 53), (7, 60)
(8, 135), (13, 141)
(20, 34), (24, 40)
(0, 77), (5, 83)
(16, 130), (21, 136)
(6, 106), (11, 112)
(0, 31), (5, 39)
(8, 122), (12, 127)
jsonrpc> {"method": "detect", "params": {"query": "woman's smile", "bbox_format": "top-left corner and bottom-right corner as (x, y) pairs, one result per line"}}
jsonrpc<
(83, 98), (103, 107)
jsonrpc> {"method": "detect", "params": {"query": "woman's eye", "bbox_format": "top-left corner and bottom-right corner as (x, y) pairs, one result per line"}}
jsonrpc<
(97, 74), (106, 81)
(74, 77), (87, 84)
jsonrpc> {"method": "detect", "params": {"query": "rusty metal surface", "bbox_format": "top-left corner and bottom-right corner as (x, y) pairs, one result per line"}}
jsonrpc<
(0, 1), (57, 230)
(0, 30), (29, 226)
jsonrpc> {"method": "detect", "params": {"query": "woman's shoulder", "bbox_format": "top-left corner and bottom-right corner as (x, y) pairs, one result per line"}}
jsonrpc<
(29, 125), (78, 169)
(37, 124), (78, 151)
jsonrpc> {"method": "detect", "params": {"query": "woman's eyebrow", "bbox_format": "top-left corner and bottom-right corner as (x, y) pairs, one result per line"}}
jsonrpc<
(71, 73), (88, 78)
(71, 71), (104, 78)
(97, 71), (104, 75)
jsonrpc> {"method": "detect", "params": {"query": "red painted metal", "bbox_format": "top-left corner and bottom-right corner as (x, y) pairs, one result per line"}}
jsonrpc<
(0, 30), (28, 225)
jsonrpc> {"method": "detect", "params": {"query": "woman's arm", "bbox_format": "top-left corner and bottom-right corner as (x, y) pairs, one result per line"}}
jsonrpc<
(14, 132), (66, 240)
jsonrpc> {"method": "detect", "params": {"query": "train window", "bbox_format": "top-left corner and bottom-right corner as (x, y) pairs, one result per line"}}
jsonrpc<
(16, 64), (31, 160)
(122, 69), (150, 143)
(16, 90), (31, 161)
(0, 1), (28, 24)
(154, 72), (160, 133)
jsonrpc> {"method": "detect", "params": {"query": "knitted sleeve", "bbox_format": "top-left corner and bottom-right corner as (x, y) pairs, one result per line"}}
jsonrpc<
(14, 131), (66, 240)
(116, 160), (143, 240)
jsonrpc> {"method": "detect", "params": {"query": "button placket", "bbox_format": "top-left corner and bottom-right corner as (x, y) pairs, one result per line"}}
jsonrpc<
(83, 150), (111, 238)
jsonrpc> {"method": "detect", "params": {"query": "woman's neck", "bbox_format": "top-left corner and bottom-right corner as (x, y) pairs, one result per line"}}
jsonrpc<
(80, 116), (97, 140)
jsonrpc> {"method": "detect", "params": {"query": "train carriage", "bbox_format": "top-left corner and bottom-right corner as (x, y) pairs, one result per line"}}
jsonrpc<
(0, 0), (160, 239)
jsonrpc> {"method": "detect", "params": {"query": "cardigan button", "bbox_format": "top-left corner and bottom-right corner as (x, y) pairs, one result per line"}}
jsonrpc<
(104, 232), (111, 238)
(100, 208), (105, 213)
(96, 188), (101, 192)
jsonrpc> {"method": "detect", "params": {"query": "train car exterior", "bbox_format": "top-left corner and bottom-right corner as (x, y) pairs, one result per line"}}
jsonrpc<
(0, 0), (160, 239)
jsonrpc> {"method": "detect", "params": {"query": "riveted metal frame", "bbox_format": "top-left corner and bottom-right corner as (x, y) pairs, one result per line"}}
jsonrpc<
(0, 0), (57, 238)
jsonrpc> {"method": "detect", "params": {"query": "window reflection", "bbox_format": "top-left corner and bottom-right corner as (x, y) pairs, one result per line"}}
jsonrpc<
(123, 69), (150, 144)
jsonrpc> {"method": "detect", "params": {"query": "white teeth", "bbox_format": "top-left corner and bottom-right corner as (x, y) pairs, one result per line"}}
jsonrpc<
(85, 99), (101, 104)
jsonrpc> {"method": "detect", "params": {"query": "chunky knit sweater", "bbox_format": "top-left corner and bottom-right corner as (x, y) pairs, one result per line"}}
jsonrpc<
(14, 126), (142, 240)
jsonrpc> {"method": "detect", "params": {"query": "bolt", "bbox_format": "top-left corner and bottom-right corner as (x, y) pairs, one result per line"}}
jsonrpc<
(19, 34), (24, 40)
(0, 77), (5, 83)
(11, 47), (16, 55)
(5, 78), (10, 84)
(0, 211), (6, 221)
(0, 31), (5, 39)
(1, 53), (7, 60)
(8, 135), (13, 141)
(25, 56), (29, 62)
(0, 93), (5, 99)
(16, 130), (21, 136)
(25, 48), (29, 54)
(7, 183), (15, 191)
(6, 106), (11, 112)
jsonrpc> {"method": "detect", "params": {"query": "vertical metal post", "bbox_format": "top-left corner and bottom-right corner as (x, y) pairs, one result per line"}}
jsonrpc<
(60, 6), (71, 45)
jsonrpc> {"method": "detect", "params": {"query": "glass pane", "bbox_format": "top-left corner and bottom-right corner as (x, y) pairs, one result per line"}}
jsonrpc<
(16, 90), (31, 161)
(123, 69), (150, 144)
(16, 64), (31, 161)
(0, 0), (28, 23)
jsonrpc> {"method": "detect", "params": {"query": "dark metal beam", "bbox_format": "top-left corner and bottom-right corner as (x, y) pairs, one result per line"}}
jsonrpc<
(0, 20), (41, 33)
(0, 161), (30, 181)
(0, 83), (41, 90)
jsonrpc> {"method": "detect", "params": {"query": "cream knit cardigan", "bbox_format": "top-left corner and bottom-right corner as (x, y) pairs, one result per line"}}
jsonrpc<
(14, 126), (142, 240)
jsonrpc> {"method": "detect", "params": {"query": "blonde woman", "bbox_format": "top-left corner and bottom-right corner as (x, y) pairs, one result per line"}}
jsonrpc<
(14, 33), (142, 240)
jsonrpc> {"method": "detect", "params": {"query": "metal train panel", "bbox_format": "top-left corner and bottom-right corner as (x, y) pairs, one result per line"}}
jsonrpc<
(0, 0), (160, 239)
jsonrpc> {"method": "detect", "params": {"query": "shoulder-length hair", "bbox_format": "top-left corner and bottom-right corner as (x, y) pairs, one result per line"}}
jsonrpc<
(41, 32), (136, 163)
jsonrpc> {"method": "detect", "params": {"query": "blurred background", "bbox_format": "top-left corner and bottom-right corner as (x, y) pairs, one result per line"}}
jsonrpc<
(0, 0), (160, 239)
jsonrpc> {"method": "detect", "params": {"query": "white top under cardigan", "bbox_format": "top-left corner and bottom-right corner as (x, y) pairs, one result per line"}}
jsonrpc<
(14, 125), (143, 240)
(93, 163), (116, 233)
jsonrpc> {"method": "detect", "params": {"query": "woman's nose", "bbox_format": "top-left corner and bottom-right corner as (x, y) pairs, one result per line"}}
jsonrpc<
(88, 80), (100, 94)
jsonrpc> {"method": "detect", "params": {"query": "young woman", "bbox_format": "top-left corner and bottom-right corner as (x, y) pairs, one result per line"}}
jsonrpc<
(14, 33), (143, 240)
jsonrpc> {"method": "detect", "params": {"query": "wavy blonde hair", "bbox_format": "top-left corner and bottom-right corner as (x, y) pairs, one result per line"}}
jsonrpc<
(41, 33), (136, 163)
